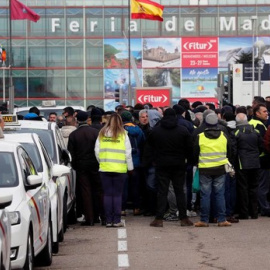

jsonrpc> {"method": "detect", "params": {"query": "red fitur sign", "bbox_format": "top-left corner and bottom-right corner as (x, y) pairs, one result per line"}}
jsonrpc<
(135, 87), (172, 107)
(181, 37), (218, 68)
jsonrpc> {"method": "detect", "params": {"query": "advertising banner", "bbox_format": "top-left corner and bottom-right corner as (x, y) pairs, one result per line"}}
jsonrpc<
(142, 38), (181, 68)
(182, 37), (218, 68)
(242, 63), (270, 81)
(181, 68), (218, 98)
(135, 87), (172, 107)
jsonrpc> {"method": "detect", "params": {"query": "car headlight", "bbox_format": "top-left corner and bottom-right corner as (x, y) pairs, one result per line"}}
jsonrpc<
(8, 211), (21, 225)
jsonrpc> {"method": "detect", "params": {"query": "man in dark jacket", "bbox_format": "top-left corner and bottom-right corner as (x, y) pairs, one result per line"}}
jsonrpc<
(68, 111), (104, 226)
(144, 108), (193, 227)
(249, 104), (270, 216)
(234, 113), (263, 219)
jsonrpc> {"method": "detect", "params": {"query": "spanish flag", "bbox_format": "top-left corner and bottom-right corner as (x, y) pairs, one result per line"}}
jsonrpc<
(131, 0), (164, 22)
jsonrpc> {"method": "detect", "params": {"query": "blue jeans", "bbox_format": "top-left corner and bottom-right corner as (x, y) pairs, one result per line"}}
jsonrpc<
(200, 174), (226, 223)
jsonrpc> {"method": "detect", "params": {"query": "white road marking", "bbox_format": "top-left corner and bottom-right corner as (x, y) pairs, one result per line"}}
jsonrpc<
(118, 240), (127, 252)
(118, 254), (129, 268)
(118, 228), (127, 239)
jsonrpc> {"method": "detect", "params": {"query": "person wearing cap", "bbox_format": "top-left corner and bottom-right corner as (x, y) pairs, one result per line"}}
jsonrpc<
(234, 113), (263, 219)
(192, 109), (229, 139)
(144, 108), (193, 228)
(68, 111), (104, 226)
(120, 110), (145, 216)
(193, 113), (232, 227)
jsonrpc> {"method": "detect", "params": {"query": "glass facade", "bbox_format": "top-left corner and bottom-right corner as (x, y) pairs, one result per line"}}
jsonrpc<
(0, 0), (269, 107)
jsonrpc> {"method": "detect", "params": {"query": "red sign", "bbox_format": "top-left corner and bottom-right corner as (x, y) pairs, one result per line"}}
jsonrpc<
(182, 37), (218, 68)
(135, 87), (171, 107)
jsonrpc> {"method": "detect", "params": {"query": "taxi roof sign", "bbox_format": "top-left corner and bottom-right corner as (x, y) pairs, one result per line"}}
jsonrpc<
(42, 100), (56, 107)
(2, 114), (19, 125)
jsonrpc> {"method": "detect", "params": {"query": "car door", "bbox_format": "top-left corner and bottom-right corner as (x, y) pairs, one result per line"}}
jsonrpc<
(18, 147), (49, 252)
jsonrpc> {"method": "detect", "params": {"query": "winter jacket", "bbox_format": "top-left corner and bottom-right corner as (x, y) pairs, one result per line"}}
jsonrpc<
(177, 115), (194, 134)
(194, 127), (231, 176)
(68, 124), (99, 171)
(143, 115), (193, 169)
(249, 116), (270, 169)
(61, 125), (77, 147)
(234, 124), (262, 170)
(123, 122), (145, 168)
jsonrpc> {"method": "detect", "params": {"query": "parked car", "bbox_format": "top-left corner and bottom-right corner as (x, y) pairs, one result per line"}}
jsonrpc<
(0, 194), (12, 270)
(4, 133), (70, 254)
(4, 120), (77, 231)
(0, 141), (52, 269)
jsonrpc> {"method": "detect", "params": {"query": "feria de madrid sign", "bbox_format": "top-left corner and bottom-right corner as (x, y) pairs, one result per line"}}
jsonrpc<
(135, 87), (172, 108)
(51, 15), (270, 33)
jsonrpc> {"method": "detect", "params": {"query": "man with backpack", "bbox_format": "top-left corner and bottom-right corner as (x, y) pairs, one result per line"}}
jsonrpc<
(120, 111), (145, 215)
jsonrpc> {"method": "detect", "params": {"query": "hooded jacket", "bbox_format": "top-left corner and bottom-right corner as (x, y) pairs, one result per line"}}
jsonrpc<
(194, 127), (231, 175)
(123, 122), (145, 168)
(143, 115), (193, 169)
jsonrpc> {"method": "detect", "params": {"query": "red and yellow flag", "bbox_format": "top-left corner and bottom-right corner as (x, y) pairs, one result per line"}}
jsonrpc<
(131, 0), (164, 22)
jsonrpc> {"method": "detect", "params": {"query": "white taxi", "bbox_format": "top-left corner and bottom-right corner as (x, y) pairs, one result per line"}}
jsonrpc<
(0, 141), (52, 269)
(0, 194), (12, 270)
(13, 100), (84, 120)
(4, 133), (70, 254)
(4, 120), (76, 232)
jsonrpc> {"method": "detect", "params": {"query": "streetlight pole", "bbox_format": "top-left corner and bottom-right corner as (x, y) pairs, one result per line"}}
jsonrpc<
(251, 16), (257, 101)
(255, 40), (265, 97)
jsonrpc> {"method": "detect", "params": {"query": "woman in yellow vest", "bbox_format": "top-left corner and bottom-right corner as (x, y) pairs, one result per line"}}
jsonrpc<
(95, 113), (134, 227)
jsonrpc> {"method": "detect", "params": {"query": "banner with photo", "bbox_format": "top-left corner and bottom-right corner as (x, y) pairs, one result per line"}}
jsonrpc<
(181, 68), (218, 98)
(142, 38), (181, 68)
(219, 37), (253, 67)
(143, 68), (180, 98)
(104, 38), (142, 69)
(104, 68), (142, 100)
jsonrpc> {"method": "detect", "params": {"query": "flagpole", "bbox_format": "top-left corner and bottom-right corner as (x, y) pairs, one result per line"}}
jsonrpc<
(8, 0), (14, 114)
(128, 0), (132, 106)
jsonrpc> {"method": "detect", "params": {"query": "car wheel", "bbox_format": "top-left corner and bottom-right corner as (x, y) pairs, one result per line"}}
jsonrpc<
(38, 221), (52, 266)
(23, 232), (34, 270)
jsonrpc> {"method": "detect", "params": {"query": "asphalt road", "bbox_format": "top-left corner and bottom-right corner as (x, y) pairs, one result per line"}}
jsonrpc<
(36, 213), (270, 270)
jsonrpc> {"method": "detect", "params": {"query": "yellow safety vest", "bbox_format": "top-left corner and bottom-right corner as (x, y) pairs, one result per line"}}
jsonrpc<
(99, 134), (127, 173)
(198, 132), (228, 169)
(249, 119), (266, 157)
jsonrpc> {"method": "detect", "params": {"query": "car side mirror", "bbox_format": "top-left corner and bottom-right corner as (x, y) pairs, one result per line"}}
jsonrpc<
(0, 194), (13, 209)
(26, 174), (42, 190)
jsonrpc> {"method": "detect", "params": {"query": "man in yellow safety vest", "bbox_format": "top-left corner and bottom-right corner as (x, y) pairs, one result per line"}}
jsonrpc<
(193, 113), (232, 227)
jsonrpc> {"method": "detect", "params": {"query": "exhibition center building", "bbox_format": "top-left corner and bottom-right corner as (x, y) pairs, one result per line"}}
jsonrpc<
(0, 0), (270, 109)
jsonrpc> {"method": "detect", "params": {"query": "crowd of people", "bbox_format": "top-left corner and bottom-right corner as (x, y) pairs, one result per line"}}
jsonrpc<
(2, 96), (270, 228)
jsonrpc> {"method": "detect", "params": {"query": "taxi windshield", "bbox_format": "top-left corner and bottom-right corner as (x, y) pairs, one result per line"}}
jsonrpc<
(20, 143), (43, 173)
(0, 152), (19, 187)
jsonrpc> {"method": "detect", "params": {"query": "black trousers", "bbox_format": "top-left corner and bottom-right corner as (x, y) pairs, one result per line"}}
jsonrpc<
(236, 168), (259, 218)
(76, 170), (104, 223)
(155, 167), (187, 220)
